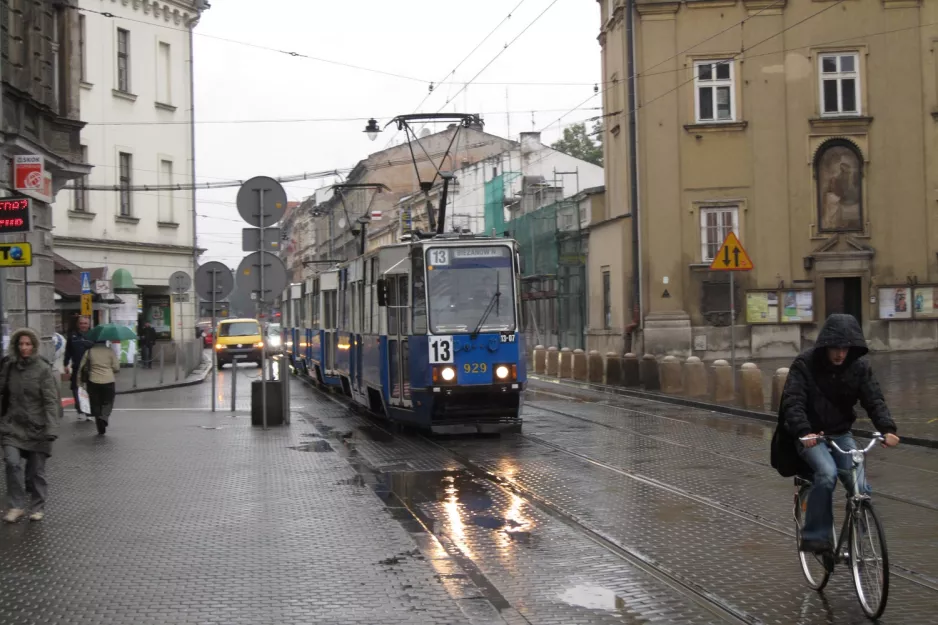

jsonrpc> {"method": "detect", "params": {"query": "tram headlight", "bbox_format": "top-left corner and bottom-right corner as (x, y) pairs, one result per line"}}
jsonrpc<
(432, 365), (457, 384)
(493, 363), (517, 382)
(495, 365), (510, 380)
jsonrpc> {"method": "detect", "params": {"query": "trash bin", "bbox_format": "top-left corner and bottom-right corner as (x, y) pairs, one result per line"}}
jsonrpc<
(251, 380), (283, 426)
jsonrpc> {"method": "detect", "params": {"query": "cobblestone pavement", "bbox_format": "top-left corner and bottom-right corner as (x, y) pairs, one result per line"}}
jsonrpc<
(21, 364), (938, 624)
(1, 367), (504, 625)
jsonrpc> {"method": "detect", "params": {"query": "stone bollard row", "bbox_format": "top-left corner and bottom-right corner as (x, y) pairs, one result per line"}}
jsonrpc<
(682, 356), (707, 399)
(711, 360), (734, 404)
(771, 367), (789, 413)
(659, 356), (682, 394)
(546, 346), (559, 376)
(534, 345), (546, 375)
(606, 353), (623, 386)
(738, 362), (765, 410)
(572, 349), (588, 381)
(640, 354), (660, 391)
(623, 353), (640, 387)
(588, 350), (604, 384)
(559, 347), (573, 379)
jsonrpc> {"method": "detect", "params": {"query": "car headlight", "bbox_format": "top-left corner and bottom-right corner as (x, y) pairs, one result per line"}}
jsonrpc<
(269, 336), (281, 347)
(495, 365), (510, 380)
(215, 343), (227, 351)
(254, 341), (265, 348)
(286, 340), (294, 347)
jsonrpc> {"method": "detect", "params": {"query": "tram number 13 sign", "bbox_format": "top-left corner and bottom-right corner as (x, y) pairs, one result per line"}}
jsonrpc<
(428, 336), (454, 363)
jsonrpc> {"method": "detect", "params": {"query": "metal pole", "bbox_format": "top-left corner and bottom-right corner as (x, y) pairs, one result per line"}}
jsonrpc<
(211, 270), (217, 412)
(259, 188), (267, 430)
(132, 350), (138, 388)
(626, 0), (643, 336)
(231, 358), (237, 413)
(730, 272), (736, 393)
(159, 344), (165, 384)
(23, 266), (28, 328)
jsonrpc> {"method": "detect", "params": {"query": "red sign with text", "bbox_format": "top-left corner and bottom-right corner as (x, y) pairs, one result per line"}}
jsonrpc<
(13, 155), (43, 192)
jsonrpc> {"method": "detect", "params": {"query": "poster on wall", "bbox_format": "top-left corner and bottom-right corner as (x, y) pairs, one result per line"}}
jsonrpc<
(912, 286), (938, 319)
(111, 295), (139, 364)
(781, 290), (814, 323)
(746, 292), (779, 324)
(879, 287), (912, 320)
(145, 296), (172, 340)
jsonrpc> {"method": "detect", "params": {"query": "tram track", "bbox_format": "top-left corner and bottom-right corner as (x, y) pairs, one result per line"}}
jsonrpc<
(521, 395), (938, 593)
(296, 375), (757, 625)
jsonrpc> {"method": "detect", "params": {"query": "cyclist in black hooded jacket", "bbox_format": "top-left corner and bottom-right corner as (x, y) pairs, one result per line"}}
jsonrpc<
(780, 314), (899, 555)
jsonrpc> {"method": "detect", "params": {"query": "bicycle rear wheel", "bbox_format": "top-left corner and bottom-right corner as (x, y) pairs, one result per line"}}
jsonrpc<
(795, 484), (831, 590)
(851, 500), (889, 619)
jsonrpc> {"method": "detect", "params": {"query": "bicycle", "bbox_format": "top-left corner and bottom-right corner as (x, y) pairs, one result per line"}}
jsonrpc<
(793, 433), (890, 620)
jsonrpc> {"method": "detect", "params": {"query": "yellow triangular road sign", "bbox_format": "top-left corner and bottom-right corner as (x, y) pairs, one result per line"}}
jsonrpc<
(709, 232), (753, 271)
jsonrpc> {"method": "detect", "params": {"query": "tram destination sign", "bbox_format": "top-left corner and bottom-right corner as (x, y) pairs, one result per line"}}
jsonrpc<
(0, 197), (32, 234)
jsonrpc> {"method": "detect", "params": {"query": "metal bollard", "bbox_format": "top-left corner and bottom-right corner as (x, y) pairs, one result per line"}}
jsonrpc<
(159, 344), (165, 385)
(231, 362), (237, 413)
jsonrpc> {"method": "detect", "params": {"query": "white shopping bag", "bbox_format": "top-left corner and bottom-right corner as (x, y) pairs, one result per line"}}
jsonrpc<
(78, 386), (91, 415)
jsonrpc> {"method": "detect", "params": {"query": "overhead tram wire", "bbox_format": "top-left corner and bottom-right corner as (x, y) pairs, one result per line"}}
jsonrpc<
(383, 0), (529, 149)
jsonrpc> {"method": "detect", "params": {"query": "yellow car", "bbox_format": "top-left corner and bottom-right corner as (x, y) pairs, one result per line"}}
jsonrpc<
(214, 318), (264, 368)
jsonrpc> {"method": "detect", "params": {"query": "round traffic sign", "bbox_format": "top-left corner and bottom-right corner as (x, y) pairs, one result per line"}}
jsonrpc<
(236, 176), (288, 228)
(194, 262), (235, 302)
(235, 252), (288, 303)
(168, 271), (192, 294)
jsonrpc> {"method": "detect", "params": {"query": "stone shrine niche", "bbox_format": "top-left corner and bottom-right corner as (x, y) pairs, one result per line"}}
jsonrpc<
(815, 139), (864, 233)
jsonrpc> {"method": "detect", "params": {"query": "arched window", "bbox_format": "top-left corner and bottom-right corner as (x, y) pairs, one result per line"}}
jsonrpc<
(816, 139), (863, 232)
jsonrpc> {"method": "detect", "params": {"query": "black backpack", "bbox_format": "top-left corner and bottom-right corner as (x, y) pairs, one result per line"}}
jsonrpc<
(770, 418), (802, 477)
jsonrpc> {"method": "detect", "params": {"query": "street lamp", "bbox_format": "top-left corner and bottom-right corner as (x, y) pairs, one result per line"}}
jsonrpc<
(364, 118), (381, 141)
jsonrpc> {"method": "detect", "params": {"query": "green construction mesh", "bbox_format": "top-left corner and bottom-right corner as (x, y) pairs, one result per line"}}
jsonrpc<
(483, 175), (506, 235)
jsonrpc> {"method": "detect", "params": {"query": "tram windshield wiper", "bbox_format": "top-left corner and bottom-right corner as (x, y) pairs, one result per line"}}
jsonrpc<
(471, 273), (500, 339)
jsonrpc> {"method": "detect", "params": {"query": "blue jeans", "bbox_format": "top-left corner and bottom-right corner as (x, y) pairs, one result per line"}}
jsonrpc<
(798, 433), (871, 545)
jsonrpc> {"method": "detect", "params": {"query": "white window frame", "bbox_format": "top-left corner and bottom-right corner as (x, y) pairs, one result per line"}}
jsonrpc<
(117, 28), (131, 93)
(818, 52), (860, 117)
(700, 206), (739, 262)
(694, 60), (736, 123)
(157, 41), (172, 104)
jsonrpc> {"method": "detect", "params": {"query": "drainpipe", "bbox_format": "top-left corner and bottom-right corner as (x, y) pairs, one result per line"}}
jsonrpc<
(624, 0), (643, 349)
(189, 20), (199, 330)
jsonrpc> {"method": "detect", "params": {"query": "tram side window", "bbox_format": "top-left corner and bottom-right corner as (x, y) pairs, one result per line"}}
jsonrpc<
(412, 254), (427, 334)
(359, 281), (365, 334)
(387, 276), (399, 335)
(399, 276), (409, 335)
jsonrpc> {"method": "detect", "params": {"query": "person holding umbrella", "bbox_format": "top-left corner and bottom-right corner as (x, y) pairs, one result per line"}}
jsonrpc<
(78, 324), (133, 435)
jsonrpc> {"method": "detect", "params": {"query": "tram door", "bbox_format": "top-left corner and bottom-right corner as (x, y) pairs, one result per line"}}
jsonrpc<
(385, 275), (412, 409)
(322, 288), (337, 373)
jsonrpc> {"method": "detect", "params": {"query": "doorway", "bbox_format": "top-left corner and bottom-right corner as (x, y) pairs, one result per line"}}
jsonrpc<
(825, 277), (862, 323)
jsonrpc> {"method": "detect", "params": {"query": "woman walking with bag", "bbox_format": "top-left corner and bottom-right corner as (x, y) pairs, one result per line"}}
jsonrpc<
(1, 328), (61, 523)
(79, 339), (120, 435)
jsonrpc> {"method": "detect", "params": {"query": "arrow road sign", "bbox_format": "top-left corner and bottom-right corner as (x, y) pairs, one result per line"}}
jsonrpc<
(709, 232), (753, 272)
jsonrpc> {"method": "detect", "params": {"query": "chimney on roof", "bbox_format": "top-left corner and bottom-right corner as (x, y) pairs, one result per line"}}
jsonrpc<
(520, 131), (541, 155)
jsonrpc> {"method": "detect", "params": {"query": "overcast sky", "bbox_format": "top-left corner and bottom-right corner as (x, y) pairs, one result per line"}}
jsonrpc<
(192, 0), (602, 268)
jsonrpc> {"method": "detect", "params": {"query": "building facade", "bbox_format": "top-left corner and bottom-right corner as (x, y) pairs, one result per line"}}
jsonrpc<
(597, 0), (938, 357)
(0, 0), (90, 356)
(54, 0), (208, 342)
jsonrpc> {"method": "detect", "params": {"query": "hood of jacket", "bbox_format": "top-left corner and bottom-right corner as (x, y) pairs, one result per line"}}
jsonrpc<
(8, 327), (41, 363)
(814, 313), (867, 364)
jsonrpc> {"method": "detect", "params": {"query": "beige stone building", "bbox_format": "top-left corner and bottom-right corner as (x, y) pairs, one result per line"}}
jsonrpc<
(592, 0), (938, 358)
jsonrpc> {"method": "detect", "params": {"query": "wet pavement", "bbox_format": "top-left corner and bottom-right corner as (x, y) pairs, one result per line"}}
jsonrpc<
(5, 362), (938, 623)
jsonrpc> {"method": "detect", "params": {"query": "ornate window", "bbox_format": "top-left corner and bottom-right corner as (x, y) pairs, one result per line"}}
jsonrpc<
(816, 140), (863, 233)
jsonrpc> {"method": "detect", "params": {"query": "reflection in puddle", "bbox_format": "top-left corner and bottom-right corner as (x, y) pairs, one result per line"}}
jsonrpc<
(558, 585), (624, 611)
(288, 440), (333, 452)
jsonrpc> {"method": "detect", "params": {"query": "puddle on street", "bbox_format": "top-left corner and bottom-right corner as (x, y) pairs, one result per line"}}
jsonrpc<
(558, 585), (624, 610)
(288, 440), (334, 453)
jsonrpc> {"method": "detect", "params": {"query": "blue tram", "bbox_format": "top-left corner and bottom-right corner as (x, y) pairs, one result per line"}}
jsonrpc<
(282, 234), (526, 434)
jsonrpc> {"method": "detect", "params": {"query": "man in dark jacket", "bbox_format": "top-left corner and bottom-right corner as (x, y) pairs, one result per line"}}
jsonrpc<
(63, 316), (92, 420)
(780, 314), (899, 555)
(139, 322), (157, 369)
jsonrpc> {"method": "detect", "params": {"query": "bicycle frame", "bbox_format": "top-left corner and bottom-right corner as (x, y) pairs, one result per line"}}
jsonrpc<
(825, 436), (879, 562)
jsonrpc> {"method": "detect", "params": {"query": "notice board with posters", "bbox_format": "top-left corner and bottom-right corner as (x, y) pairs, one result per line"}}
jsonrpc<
(912, 286), (938, 319)
(143, 295), (172, 340)
(878, 287), (912, 320)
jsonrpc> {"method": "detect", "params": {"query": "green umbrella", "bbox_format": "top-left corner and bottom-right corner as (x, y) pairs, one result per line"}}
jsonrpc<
(86, 323), (138, 343)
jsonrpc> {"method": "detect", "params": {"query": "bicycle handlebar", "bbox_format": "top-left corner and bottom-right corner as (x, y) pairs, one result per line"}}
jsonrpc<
(798, 433), (885, 455)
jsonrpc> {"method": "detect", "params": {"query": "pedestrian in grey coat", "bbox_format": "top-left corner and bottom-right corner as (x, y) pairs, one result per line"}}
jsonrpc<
(1, 328), (61, 523)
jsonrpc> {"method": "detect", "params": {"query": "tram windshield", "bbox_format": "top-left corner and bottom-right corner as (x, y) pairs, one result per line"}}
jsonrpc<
(425, 245), (516, 334)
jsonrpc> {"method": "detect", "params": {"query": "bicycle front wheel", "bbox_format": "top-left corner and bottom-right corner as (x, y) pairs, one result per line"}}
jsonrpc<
(795, 484), (830, 591)
(851, 500), (889, 619)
